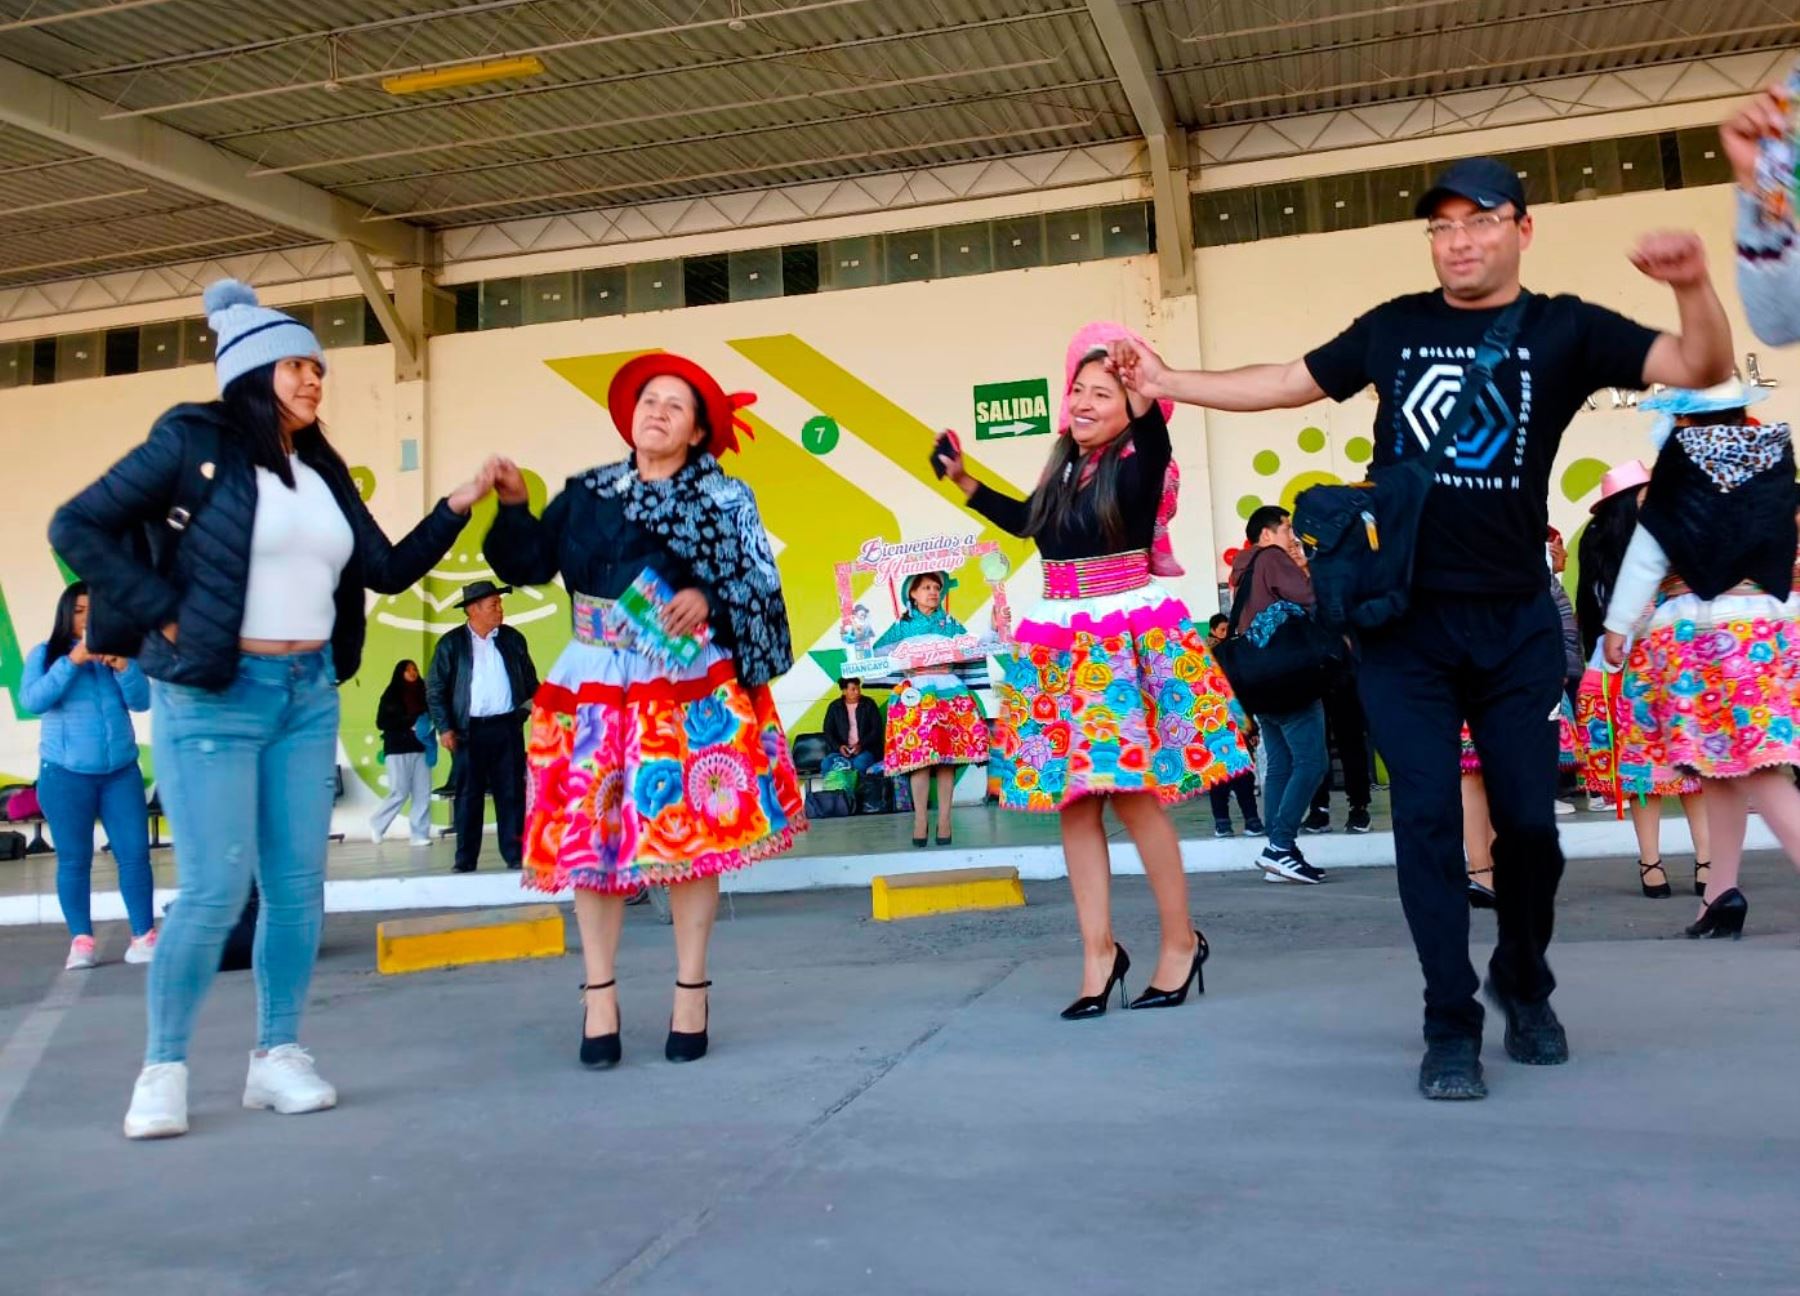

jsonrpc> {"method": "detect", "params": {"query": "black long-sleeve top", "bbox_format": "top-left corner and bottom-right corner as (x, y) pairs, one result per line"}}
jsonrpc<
(965, 403), (1171, 558)
(485, 480), (732, 655)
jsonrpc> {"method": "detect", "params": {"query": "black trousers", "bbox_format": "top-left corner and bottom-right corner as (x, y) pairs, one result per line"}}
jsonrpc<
(1208, 772), (1260, 826)
(455, 714), (526, 869)
(1357, 590), (1566, 1043)
(1312, 671), (1373, 813)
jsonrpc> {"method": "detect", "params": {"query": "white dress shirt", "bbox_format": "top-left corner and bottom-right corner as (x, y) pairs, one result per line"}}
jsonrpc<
(467, 626), (515, 718)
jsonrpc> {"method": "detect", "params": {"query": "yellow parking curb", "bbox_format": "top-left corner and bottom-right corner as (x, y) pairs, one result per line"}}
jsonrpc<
(871, 866), (1026, 922)
(376, 904), (565, 975)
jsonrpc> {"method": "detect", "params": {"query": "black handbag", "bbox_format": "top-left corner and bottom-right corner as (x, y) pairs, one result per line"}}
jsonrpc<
(1213, 548), (1346, 717)
(1294, 292), (1531, 633)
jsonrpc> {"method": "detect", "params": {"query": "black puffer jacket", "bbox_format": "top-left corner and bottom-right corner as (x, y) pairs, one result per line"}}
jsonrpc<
(49, 402), (469, 692)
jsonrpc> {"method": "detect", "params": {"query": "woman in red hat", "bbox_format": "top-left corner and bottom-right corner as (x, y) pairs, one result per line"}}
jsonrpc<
(485, 353), (805, 1068)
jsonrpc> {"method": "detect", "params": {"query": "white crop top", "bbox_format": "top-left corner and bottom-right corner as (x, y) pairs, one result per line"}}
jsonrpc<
(238, 457), (356, 641)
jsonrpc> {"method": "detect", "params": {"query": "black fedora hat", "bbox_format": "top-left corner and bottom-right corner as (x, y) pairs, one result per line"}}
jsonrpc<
(456, 579), (513, 608)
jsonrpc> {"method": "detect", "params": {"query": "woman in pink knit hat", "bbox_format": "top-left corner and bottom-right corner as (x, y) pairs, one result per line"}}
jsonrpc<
(935, 323), (1250, 1020)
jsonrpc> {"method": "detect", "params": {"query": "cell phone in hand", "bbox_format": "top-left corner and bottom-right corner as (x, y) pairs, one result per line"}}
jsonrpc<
(931, 430), (961, 479)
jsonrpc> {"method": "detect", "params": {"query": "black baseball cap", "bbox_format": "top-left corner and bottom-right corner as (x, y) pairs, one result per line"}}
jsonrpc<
(1414, 157), (1527, 219)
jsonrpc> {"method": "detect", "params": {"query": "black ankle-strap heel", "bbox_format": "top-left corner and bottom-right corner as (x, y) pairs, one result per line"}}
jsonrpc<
(579, 980), (621, 1070)
(666, 979), (712, 1063)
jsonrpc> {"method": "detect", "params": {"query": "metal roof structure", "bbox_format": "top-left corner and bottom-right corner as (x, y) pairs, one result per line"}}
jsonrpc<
(1, 0), (1797, 292)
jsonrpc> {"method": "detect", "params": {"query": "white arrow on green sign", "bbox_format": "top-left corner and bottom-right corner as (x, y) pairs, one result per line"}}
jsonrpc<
(973, 378), (1052, 440)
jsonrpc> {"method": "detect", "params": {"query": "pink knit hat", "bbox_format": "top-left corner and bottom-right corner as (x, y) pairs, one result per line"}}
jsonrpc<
(1060, 322), (1185, 577)
(1590, 460), (1651, 512)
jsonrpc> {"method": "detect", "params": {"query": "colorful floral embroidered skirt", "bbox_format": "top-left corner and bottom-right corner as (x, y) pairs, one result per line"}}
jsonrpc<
(991, 583), (1251, 812)
(1460, 697), (1579, 776)
(1622, 592), (1800, 779)
(1574, 662), (1701, 797)
(882, 672), (991, 775)
(520, 639), (805, 895)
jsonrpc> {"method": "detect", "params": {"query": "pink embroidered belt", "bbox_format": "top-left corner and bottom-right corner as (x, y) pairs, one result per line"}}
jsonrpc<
(571, 592), (629, 648)
(1041, 550), (1151, 600)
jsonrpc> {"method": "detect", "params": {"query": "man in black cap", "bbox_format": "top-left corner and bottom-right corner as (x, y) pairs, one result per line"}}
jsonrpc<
(426, 580), (539, 872)
(1109, 156), (1734, 1100)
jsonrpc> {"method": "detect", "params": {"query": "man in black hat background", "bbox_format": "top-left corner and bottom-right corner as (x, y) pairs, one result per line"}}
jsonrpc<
(1109, 156), (1735, 1100)
(426, 580), (539, 872)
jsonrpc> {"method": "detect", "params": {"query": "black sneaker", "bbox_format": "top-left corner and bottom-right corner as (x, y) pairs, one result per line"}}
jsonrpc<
(1418, 1037), (1487, 1100)
(1483, 979), (1569, 1065)
(1346, 806), (1372, 834)
(1214, 822), (1235, 839)
(1244, 818), (1266, 837)
(1302, 808), (1332, 834)
(1259, 847), (1326, 885)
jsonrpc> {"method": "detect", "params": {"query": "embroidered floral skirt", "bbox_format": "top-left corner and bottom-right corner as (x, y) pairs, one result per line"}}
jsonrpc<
(882, 672), (991, 775)
(1622, 592), (1800, 779)
(520, 639), (806, 895)
(1574, 661), (1701, 798)
(991, 583), (1251, 812)
(1460, 697), (1579, 776)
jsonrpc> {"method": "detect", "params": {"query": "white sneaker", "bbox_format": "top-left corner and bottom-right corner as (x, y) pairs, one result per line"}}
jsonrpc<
(123, 1062), (189, 1139)
(65, 936), (98, 970)
(369, 822), (384, 846)
(124, 930), (158, 965)
(408, 836), (432, 847)
(243, 1045), (338, 1115)
(1554, 799), (1575, 816)
(1588, 794), (1613, 813)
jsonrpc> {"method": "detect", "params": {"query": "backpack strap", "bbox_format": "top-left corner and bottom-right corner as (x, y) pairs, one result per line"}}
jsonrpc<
(1419, 290), (1533, 476)
(1226, 547), (1269, 637)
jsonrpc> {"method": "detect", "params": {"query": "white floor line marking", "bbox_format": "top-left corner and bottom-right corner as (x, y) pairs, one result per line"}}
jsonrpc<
(0, 964), (94, 1134)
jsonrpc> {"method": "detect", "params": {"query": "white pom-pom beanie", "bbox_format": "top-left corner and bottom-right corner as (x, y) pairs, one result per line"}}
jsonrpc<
(203, 278), (325, 395)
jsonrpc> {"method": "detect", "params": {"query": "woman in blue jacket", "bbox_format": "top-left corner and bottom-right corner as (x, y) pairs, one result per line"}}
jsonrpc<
(21, 582), (155, 971)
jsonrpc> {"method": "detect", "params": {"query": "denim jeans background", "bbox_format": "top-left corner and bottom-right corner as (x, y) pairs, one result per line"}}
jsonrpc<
(37, 760), (154, 938)
(1255, 701), (1327, 853)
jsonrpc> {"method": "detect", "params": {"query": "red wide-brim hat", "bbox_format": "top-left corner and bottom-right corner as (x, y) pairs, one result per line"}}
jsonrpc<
(606, 351), (757, 459)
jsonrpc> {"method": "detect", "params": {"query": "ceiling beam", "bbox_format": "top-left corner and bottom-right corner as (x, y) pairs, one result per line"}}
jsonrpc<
(1085, 0), (1192, 297)
(0, 53), (426, 267)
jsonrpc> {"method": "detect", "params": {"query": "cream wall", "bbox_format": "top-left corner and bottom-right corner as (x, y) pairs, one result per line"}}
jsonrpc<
(0, 179), (1789, 803)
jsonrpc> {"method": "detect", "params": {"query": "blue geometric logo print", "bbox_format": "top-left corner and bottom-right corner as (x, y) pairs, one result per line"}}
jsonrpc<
(1399, 364), (1517, 471)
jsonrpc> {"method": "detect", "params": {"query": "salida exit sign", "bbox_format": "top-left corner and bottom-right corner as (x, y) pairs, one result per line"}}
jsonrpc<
(973, 378), (1051, 440)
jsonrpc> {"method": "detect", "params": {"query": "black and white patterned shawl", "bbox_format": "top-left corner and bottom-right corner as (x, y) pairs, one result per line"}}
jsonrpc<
(1640, 420), (1798, 602)
(588, 454), (794, 687)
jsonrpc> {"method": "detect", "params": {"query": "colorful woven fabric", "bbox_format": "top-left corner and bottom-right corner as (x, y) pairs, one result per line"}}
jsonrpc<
(991, 585), (1250, 812)
(1574, 663), (1701, 797)
(1627, 611), (1800, 778)
(882, 679), (991, 775)
(519, 640), (805, 896)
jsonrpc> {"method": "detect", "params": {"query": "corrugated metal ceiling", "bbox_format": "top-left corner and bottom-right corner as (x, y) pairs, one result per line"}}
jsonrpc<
(1, 0), (1797, 289)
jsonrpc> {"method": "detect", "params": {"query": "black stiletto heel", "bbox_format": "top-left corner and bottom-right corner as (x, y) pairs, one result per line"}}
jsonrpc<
(665, 979), (712, 1062)
(1638, 859), (1672, 899)
(1060, 945), (1129, 1020)
(1130, 930), (1210, 1009)
(579, 980), (621, 1070)
(1685, 888), (1747, 939)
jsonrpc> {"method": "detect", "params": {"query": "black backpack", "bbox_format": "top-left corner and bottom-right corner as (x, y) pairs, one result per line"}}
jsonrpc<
(1294, 293), (1530, 633)
(1213, 548), (1346, 717)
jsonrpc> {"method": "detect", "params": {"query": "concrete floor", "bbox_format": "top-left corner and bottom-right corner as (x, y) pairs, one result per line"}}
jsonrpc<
(3, 853), (1798, 1295)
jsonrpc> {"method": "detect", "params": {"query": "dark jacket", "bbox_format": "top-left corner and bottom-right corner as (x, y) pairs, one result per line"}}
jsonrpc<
(823, 696), (884, 761)
(48, 403), (468, 691)
(377, 685), (428, 757)
(1229, 544), (1314, 624)
(426, 623), (539, 736)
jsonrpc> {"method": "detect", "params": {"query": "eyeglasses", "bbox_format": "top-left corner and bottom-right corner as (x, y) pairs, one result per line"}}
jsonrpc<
(1424, 211), (1520, 240)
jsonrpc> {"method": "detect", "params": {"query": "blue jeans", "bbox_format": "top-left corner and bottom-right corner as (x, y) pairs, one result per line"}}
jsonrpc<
(821, 751), (878, 776)
(37, 761), (154, 939)
(1256, 701), (1327, 853)
(146, 652), (339, 1064)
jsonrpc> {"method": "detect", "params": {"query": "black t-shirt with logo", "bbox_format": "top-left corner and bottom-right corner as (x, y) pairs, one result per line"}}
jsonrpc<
(1304, 290), (1659, 595)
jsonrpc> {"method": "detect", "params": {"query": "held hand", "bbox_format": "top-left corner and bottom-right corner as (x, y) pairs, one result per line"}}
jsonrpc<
(68, 641), (93, 666)
(491, 456), (529, 506)
(662, 589), (710, 640)
(442, 731), (460, 754)
(932, 431), (977, 497)
(1107, 337), (1167, 400)
(160, 623), (179, 646)
(839, 745), (854, 758)
(1628, 231), (1710, 290)
(102, 655), (129, 672)
(446, 462), (494, 516)
(1603, 631), (1627, 670)
(1721, 86), (1790, 191)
